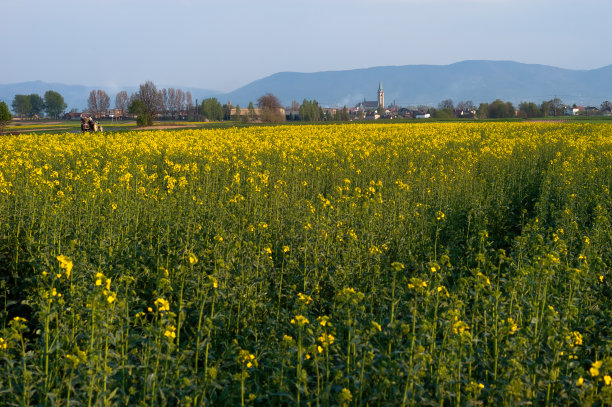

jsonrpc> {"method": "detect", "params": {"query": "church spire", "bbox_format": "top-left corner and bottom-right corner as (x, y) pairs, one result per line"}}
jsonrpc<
(377, 80), (384, 108)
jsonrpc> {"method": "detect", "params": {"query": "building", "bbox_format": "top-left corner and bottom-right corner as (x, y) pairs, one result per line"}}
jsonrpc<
(564, 107), (580, 116)
(355, 81), (385, 113)
(230, 107), (285, 119)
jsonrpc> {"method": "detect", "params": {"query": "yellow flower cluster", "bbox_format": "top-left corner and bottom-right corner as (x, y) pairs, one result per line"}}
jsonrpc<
(56, 255), (73, 278)
(94, 272), (116, 303)
(291, 315), (309, 326)
(566, 331), (583, 347)
(154, 297), (170, 312)
(238, 350), (257, 369)
(297, 292), (312, 305)
(164, 325), (176, 340)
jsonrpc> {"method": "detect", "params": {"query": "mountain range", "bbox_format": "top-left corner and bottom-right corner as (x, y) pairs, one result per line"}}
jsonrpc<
(2, 60), (612, 110)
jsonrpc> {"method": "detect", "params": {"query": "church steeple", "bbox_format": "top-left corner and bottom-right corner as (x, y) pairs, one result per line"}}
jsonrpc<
(377, 80), (384, 108)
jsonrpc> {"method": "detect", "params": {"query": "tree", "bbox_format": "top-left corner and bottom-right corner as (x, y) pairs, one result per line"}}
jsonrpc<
(233, 105), (241, 121)
(433, 108), (454, 119)
(0, 101), (12, 134)
(257, 93), (284, 123)
(457, 100), (474, 111)
(601, 101), (612, 110)
(222, 104), (232, 121)
(186, 91), (194, 120)
(128, 100), (150, 126)
(44, 91), (67, 119)
(299, 99), (321, 121)
(186, 91), (193, 110)
(12, 95), (31, 118)
(519, 102), (542, 118)
(477, 103), (489, 119)
(201, 98), (223, 121)
(247, 101), (256, 122)
(540, 101), (551, 117)
(131, 81), (162, 125)
(88, 90), (110, 117)
(488, 99), (514, 118)
(176, 89), (185, 117)
(115, 91), (128, 117)
(438, 99), (454, 110)
(29, 94), (45, 117)
(161, 88), (169, 117)
(340, 106), (350, 121)
(547, 98), (564, 116)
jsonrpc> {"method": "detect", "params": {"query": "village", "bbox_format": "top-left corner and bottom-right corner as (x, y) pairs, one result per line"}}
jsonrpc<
(5, 80), (612, 128)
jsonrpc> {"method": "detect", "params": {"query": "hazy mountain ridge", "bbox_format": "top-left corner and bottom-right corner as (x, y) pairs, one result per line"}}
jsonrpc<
(2, 61), (612, 110)
(220, 61), (612, 107)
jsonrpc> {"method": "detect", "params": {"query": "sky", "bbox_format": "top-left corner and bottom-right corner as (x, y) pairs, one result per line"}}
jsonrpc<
(1, 0), (611, 92)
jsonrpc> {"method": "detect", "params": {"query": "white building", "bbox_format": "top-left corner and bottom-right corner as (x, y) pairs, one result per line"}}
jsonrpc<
(565, 107), (580, 116)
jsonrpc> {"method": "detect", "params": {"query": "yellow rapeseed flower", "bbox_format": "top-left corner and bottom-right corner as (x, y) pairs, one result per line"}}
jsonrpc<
(590, 360), (602, 377)
(164, 325), (176, 339)
(291, 315), (309, 326)
(189, 253), (198, 265)
(56, 255), (73, 278)
(154, 297), (170, 312)
(297, 292), (312, 305)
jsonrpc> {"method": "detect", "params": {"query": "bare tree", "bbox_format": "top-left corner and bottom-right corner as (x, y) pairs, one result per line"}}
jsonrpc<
(115, 90), (128, 117)
(128, 92), (138, 109)
(161, 88), (169, 117)
(549, 98), (564, 116)
(186, 91), (193, 109)
(137, 81), (163, 118)
(176, 89), (185, 116)
(128, 81), (162, 126)
(457, 100), (474, 111)
(167, 88), (176, 118)
(257, 93), (285, 123)
(438, 99), (454, 110)
(88, 90), (110, 117)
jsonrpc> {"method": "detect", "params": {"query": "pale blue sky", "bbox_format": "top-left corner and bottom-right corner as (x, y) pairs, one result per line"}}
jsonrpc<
(1, 0), (610, 92)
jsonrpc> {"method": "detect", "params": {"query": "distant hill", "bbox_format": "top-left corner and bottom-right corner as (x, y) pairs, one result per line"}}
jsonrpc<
(3, 61), (612, 111)
(0, 81), (218, 111)
(217, 61), (612, 107)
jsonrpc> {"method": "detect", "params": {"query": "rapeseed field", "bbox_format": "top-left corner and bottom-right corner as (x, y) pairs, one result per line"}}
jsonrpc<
(0, 123), (610, 405)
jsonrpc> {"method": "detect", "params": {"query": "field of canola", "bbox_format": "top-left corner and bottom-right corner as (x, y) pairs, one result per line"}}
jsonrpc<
(0, 123), (611, 406)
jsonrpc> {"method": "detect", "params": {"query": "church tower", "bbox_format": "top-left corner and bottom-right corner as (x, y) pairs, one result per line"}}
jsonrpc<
(377, 81), (384, 108)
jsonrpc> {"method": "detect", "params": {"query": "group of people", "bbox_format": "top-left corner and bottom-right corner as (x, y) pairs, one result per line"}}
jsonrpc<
(80, 116), (103, 132)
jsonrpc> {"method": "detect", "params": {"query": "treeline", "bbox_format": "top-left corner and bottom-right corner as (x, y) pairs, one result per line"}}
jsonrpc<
(432, 98), (612, 119)
(296, 99), (350, 122)
(90, 85), (195, 122)
(197, 96), (350, 123)
(10, 91), (67, 119)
